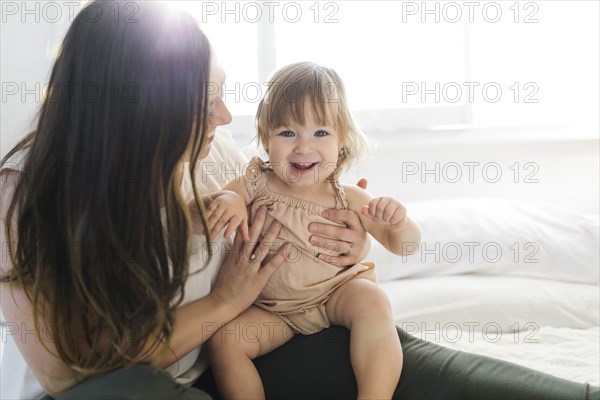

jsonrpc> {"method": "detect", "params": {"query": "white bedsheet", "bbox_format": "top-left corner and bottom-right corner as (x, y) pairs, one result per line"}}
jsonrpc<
(380, 274), (600, 386)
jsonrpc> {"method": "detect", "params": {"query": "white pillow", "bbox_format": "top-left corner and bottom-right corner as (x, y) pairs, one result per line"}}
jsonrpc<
(380, 275), (600, 330)
(371, 198), (599, 284)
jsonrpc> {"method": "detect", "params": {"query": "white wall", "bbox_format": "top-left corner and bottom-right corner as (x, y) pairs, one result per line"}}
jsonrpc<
(1, 3), (69, 158)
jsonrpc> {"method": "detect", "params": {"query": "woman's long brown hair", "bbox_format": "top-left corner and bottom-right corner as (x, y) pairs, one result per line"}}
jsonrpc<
(1, 1), (211, 380)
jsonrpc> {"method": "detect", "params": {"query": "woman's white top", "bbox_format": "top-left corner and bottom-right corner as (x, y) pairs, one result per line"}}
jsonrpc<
(0, 129), (247, 399)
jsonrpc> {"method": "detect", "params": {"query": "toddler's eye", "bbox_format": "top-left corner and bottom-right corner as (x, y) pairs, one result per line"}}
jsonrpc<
(279, 130), (295, 137)
(314, 130), (328, 137)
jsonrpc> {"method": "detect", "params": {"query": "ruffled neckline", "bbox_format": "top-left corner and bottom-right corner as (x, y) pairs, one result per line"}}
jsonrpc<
(257, 185), (332, 215)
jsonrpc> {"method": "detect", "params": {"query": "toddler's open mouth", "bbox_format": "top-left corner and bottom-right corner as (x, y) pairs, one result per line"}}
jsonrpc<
(290, 162), (318, 172)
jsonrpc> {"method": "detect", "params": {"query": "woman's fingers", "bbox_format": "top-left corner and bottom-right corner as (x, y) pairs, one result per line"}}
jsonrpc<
(251, 218), (282, 263)
(239, 218), (250, 241)
(316, 250), (361, 268)
(259, 242), (291, 281)
(356, 178), (368, 190)
(240, 206), (269, 261)
(210, 207), (290, 314)
(308, 208), (370, 267)
(310, 236), (348, 256)
(317, 253), (358, 268)
(321, 209), (362, 229)
(309, 209), (365, 243)
(248, 206), (267, 241)
(309, 222), (351, 243)
(231, 221), (245, 252)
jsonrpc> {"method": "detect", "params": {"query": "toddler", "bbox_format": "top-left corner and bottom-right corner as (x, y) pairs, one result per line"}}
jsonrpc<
(206, 62), (421, 399)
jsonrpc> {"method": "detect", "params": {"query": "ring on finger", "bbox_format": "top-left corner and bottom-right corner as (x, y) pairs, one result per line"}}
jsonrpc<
(249, 253), (258, 262)
(345, 242), (353, 256)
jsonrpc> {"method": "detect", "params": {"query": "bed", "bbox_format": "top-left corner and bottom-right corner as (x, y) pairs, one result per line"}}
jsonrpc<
(373, 198), (599, 387)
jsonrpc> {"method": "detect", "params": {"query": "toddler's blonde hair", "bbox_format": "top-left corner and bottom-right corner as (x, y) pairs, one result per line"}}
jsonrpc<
(256, 62), (368, 174)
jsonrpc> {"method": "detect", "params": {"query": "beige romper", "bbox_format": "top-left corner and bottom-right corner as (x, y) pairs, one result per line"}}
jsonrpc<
(243, 157), (377, 335)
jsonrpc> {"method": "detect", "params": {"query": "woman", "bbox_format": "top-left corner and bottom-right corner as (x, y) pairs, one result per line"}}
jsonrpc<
(0, 1), (368, 398)
(1, 2), (597, 399)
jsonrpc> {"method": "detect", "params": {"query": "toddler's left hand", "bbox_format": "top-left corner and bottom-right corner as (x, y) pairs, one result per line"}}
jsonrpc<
(206, 191), (250, 240)
(361, 196), (407, 232)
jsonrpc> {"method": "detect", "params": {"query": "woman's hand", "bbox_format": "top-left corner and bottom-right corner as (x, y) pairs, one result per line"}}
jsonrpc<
(308, 179), (371, 267)
(209, 206), (291, 318)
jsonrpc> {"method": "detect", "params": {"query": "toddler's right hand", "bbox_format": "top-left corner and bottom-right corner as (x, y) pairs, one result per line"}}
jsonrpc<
(206, 191), (250, 240)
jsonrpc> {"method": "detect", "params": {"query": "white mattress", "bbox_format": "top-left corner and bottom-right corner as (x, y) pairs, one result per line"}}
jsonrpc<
(380, 275), (600, 386)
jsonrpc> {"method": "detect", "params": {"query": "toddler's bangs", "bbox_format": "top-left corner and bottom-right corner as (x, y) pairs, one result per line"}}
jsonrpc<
(269, 96), (342, 132)
(265, 70), (346, 132)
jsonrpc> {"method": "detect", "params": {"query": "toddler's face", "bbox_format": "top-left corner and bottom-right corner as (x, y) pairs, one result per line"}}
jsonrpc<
(268, 106), (341, 188)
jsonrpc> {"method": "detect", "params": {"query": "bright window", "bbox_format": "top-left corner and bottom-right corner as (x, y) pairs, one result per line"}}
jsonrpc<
(181, 1), (470, 137)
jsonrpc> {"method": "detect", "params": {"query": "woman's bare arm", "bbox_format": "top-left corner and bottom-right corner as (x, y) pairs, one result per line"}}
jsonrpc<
(0, 170), (77, 396)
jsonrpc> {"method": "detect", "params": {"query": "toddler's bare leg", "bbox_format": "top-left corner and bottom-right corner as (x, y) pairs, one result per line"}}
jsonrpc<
(326, 279), (402, 400)
(207, 306), (294, 400)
